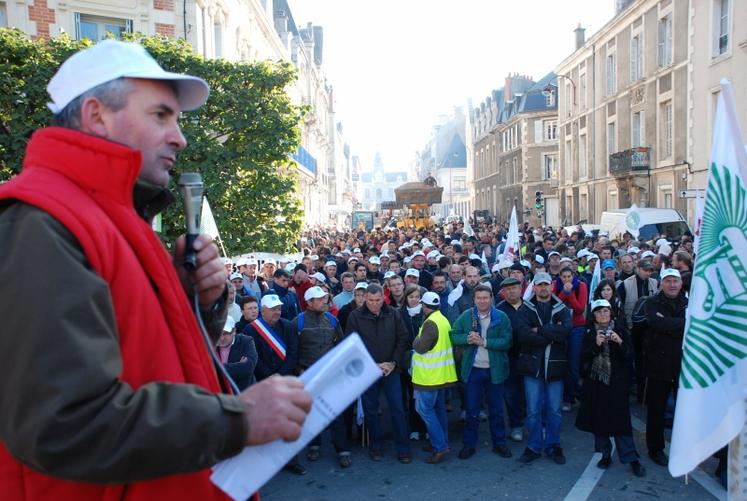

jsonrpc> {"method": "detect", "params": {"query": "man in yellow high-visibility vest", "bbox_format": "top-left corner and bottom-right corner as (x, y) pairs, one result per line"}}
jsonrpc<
(412, 291), (458, 464)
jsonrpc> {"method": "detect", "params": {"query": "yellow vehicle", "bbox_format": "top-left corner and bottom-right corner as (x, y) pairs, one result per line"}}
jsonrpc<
(394, 182), (443, 230)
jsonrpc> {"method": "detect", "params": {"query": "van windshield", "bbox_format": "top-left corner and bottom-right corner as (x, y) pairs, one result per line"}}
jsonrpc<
(639, 221), (690, 241)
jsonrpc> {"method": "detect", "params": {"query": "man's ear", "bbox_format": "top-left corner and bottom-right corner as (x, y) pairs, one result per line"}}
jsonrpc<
(78, 97), (111, 137)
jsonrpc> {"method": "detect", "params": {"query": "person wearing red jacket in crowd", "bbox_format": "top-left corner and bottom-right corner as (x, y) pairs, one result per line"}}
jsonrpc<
(290, 264), (313, 311)
(552, 266), (589, 412)
(0, 40), (312, 501)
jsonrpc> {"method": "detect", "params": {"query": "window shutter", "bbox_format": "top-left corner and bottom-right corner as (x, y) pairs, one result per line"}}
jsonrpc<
(534, 120), (543, 143)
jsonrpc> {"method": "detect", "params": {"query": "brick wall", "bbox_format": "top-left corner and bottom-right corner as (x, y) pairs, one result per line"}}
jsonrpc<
(155, 23), (175, 37)
(28, 0), (56, 40)
(154, 0), (175, 11)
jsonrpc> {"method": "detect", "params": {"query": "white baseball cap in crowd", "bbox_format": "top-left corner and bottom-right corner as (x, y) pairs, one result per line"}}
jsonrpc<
(627, 246), (640, 254)
(405, 268), (420, 278)
(246, 258), (258, 266)
(353, 248), (361, 254)
(497, 260), (513, 271)
(223, 316), (236, 332)
(469, 254), (481, 260)
(491, 263), (502, 273)
(660, 268), (682, 280)
(235, 257), (248, 267)
(229, 272), (243, 281)
(260, 294), (283, 309)
(420, 291), (440, 307)
(533, 272), (552, 285)
(641, 250), (656, 259)
(655, 238), (670, 248)
(591, 299), (612, 311)
(577, 249), (590, 259)
(325, 261), (337, 268)
(559, 257), (574, 265)
(519, 259), (531, 268)
(311, 272), (326, 283)
(535, 255), (545, 264)
(450, 240), (461, 246)
(309, 254), (319, 261)
(335, 252), (344, 258)
(348, 256), (359, 263)
(383, 271), (396, 280)
(354, 282), (369, 291)
(427, 250), (441, 260)
(264, 258), (276, 265)
(411, 250), (425, 258)
(587, 253), (599, 262)
(369, 256), (381, 265)
(304, 286), (328, 301)
(548, 251), (561, 258)
(47, 39), (209, 114)
(222, 257), (233, 266)
(403, 256), (412, 264)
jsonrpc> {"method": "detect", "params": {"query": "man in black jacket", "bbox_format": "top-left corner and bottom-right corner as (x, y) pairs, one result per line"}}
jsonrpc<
(345, 283), (412, 464)
(217, 317), (257, 391)
(515, 272), (572, 465)
(643, 269), (688, 466)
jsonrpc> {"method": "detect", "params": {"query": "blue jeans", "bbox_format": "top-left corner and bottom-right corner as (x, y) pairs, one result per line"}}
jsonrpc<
(504, 356), (525, 428)
(464, 367), (506, 448)
(594, 434), (639, 464)
(414, 389), (449, 453)
(524, 376), (563, 453)
(564, 326), (584, 403)
(361, 373), (410, 454)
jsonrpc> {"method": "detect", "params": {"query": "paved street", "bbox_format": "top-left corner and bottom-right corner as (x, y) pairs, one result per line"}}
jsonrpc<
(261, 399), (724, 501)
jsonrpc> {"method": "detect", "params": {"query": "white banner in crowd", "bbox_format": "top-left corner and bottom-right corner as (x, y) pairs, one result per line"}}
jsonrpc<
(669, 80), (747, 479)
(500, 206), (521, 262)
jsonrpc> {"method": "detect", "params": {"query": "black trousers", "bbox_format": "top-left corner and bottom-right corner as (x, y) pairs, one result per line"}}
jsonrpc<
(646, 378), (677, 454)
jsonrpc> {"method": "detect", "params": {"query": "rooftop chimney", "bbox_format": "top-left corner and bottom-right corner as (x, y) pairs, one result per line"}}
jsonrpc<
(574, 24), (586, 50)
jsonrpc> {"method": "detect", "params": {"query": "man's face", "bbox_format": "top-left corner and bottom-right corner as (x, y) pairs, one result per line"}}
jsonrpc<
(242, 301), (259, 321)
(217, 329), (235, 348)
(601, 249), (612, 260)
(464, 267), (479, 287)
(543, 239), (552, 250)
(274, 275), (290, 289)
(342, 276), (355, 292)
(238, 265), (248, 275)
(325, 265), (337, 277)
(307, 296), (328, 313)
(261, 305), (282, 324)
(604, 268), (617, 281)
(293, 270), (307, 285)
(549, 255), (560, 265)
(535, 282), (552, 301)
(474, 291), (492, 313)
(662, 276), (683, 298)
(389, 262), (401, 274)
(637, 265), (653, 280)
(367, 261), (379, 272)
(355, 266), (367, 280)
(405, 275), (418, 286)
(449, 266), (463, 283)
(503, 284), (522, 303)
(620, 255), (634, 273)
(353, 289), (367, 306)
(389, 278), (404, 296)
(412, 255), (426, 269)
(98, 79), (187, 187)
(365, 292), (384, 314)
(510, 270), (525, 282)
(432, 276), (446, 293)
(231, 278), (244, 291)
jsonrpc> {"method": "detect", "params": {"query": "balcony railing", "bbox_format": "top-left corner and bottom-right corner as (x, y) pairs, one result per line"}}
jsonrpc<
(609, 147), (650, 175)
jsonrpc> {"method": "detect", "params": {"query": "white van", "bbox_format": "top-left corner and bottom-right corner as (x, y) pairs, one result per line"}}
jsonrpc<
(600, 208), (691, 242)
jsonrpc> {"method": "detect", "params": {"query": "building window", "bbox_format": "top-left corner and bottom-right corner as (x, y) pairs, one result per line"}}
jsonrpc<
(579, 134), (587, 178)
(0, 2), (7, 28)
(543, 154), (558, 180)
(630, 34), (642, 81)
(632, 110), (645, 147)
(544, 119), (557, 141)
(453, 176), (466, 192)
(75, 13), (132, 40)
(214, 22), (223, 59)
(609, 190), (618, 210)
(579, 73), (587, 110)
(606, 52), (616, 96)
(565, 83), (573, 117)
(564, 140), (572, 182)
(512, 157), (518, 184)
(607, 122), (616, 155)
(545, 89), (555, 107)
(660, 100), (673, 159)
(664, 191), (673, 208)
(715, 0), (730, 55)
(658, 14), (673, 67)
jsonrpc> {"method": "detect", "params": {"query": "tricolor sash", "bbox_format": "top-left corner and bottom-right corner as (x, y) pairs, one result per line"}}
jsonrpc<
(251, 318), (287, 361)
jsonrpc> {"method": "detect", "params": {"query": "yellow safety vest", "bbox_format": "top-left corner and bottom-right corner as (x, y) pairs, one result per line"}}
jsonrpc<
(411, 310), (458, 387)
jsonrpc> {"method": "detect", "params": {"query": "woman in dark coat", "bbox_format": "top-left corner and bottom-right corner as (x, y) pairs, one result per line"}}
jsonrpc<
(575, 299), (646, 477)
(400, 284), (426, 440)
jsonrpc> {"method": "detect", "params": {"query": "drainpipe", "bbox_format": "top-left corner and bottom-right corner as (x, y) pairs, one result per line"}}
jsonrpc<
(591, 43), (596, 222)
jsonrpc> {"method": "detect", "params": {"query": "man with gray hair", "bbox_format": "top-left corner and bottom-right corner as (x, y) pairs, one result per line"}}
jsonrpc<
(0, 40), (311, 499)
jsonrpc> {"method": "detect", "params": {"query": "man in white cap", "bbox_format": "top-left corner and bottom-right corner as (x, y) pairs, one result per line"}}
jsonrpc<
(293, 287), (351, 468)
(241, 257), (266, 297)
(323, 260), (341, 295)
(0, 40), (311, 497)
(412, 291), (458, 464)
(410, 250), (434, 289)
(366, 255), (384, 282)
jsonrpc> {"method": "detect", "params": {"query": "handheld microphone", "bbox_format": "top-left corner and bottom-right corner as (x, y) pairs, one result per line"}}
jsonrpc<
(178, 172), (203, 270)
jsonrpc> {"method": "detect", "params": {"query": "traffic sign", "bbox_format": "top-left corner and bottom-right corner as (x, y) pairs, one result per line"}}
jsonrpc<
(679, 189), (704, 199)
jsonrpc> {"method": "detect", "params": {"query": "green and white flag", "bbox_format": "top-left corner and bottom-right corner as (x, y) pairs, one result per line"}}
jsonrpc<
(588, 256), (601, 305)
(625, 204), (641, 239)
(669, 80), (747, 477)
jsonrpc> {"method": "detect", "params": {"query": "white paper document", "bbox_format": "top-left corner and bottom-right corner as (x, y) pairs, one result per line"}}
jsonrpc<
(210, 333), (381, 500)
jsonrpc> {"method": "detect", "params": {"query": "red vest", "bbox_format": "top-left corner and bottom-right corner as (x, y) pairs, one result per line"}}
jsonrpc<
(0, 128), (231, 501)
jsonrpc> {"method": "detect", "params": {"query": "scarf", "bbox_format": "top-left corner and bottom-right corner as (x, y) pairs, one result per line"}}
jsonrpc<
(590, 320), (615, 386)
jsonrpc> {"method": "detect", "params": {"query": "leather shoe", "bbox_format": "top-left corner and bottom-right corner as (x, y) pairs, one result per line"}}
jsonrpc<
(338, 454), (352, 469)
(492, 445), (512, 458)
(458, 447), (476, 460)
(649, 451), (668, 466)
(631, 460), (646, 477)
(518, 447), (542, 464)
(284, 461), (307, 476)
(397, 453), (412, 464)
(369, 449), (384, 462)
(597, 456), (612, 469)
(425, 449), (449, 464)
(306, 447), (320, 462)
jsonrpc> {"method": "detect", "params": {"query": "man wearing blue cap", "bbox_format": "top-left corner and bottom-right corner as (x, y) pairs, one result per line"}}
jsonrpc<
(602, 259), (620, 285)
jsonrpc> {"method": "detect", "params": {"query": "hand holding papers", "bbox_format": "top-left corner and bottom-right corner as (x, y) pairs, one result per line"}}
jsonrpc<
(211, 333), (381, 500)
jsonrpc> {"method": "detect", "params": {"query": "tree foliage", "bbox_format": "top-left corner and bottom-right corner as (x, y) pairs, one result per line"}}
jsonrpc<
(0, 29), (304, 254)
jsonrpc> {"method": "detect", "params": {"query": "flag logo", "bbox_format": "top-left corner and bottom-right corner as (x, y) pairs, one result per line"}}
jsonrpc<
(681, 162), (747, 390)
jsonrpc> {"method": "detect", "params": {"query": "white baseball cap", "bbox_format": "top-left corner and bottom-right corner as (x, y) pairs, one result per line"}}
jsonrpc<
(577, 249), (590, 259)
(469, 254), (481, 260)
(223, 316), (236, 332)
(309, 254), (319, 261)
(260, 294), (283, 309)
(403, 256), (412, 264)
(535, 255), (545, 264)
(641, 250), (656, 259)
(591, 299), (612, 311)
(426, 250), (441, 260)
(304, 286), (328, 301)
(661, 268), (682, 280)
(420, 291), (440, 307)
(222, 257), (233, 265)
(655, 238), (670, 248)
(246, 258), (258, 266)
(405, 268), (420, 278)
(235, 257), (248, 267)
(229, 272), (243, 281)
(491, 263), (502, 273)
(383, 271), (396, 280)
(627, 246), (640, 254)
(369, 256), (381, 265)
(47, 40), (209, 114)
(325, 261), (337, 268)
(311, 272), (326, 283)
(354, 282), (369, 291)
(548, 251), (561, 258)
(411, 251), (425, 258)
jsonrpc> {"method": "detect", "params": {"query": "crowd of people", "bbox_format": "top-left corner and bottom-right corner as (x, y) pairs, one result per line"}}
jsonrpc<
(221, 218), (705, 480)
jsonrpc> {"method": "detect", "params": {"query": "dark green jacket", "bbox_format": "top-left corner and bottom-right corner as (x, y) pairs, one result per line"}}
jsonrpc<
(450, 306), (512, 384)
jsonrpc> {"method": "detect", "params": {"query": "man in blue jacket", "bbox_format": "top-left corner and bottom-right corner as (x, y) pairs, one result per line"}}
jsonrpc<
(515, 272), (572, 465)
(264, 269), (299, 321)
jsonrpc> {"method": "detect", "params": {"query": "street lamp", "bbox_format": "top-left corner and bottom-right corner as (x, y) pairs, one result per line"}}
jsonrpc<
(544, 74), (576, 106)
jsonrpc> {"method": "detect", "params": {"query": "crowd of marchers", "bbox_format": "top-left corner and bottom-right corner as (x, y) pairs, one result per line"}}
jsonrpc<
(218, 218), (721, 482)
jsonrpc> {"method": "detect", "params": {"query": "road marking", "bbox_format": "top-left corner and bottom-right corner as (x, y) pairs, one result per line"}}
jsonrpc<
(562, 446), (615, 501)
(631, 415), (725, 501)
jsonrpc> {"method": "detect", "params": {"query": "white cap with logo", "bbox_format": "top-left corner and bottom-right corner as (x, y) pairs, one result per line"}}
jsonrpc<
(304, 286), (328, 301)
(420, 291), (440, 307)
(260, 294), (283, 309)
(405, 268), (420, 278)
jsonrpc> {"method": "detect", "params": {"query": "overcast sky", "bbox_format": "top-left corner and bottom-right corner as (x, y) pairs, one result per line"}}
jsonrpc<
(288, 0), (615, 172)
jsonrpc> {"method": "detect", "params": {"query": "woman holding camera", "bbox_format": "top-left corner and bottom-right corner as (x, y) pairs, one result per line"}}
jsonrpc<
(575, 299), (645, 477)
